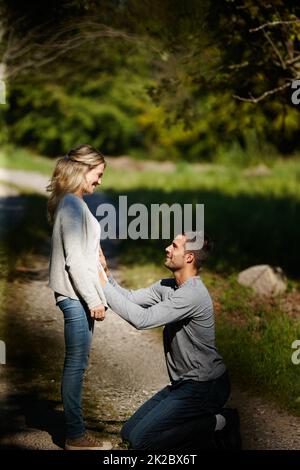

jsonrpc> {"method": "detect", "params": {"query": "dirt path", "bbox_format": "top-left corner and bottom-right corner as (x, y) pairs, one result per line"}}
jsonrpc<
(1, 170), (300, 450)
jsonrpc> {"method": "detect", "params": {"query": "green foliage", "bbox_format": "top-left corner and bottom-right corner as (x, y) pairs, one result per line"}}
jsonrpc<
(6, 73), (144, 156)
(2, 0), (300, 160)
(6, 74), (296, 162)
(0, 103), (9, 146)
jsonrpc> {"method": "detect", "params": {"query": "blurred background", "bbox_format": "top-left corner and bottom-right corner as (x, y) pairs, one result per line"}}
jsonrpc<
(1, 0), (300, 450)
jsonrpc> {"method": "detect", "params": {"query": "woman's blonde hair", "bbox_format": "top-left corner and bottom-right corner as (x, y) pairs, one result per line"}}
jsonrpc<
(47, 144), (106, 224)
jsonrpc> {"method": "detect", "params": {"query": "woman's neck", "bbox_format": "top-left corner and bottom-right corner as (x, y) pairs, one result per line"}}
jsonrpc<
(73, 189), (83, 199)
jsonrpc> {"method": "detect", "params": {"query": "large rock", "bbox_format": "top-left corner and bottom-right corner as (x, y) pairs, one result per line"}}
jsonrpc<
(238, 265), (287, 296)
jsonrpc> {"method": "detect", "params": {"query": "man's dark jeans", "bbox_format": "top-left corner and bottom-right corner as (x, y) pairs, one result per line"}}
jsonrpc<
(121, 370), (230, 451)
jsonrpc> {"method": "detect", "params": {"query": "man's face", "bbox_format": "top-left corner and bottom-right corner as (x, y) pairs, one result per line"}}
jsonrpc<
(164, 234), (187, 271)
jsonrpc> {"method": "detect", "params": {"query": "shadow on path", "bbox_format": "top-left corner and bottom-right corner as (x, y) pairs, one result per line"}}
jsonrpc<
(0, 395), (65, 449)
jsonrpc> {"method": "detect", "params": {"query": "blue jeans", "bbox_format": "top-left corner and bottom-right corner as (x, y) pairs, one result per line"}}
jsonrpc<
(121, 370), (230, 451)
(57, 297), (94, 439)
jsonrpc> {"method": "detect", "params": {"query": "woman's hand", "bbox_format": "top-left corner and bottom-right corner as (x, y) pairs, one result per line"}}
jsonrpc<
(90, 304), (106, 321)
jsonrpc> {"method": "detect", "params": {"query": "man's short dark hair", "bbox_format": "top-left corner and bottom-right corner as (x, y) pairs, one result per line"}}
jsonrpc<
(184, 232), (213, 271)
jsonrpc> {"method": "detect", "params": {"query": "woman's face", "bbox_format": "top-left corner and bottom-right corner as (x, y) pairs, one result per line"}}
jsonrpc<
(84, 163), (105, 194)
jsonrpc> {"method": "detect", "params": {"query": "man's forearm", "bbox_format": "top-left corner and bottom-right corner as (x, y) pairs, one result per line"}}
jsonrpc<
(106, 273), (137, 300)
(103, 281), (186, 330)
(99, 255), (163, 308)
(103, 282), (132, 323)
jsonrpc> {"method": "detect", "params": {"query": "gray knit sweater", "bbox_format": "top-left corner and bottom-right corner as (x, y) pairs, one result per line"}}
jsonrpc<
(48, 193), (107, 309)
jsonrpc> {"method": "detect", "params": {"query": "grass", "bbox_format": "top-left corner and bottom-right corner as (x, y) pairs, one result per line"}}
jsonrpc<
(214, 274), (300, 414)
(0, 145), (55, 175)
(1, 144), (300, 199)
(103, 159), (300, 199)
(1, 145), (300, 414)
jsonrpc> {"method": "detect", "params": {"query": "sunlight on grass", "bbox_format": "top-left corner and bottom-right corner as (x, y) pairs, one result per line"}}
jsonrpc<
(119, 263), (167, 290)
(0, 146), (55, 175)
(1, 146), (300, 200)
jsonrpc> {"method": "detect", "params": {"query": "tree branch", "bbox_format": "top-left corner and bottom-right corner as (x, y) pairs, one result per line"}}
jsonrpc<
(250, 20), (300, 33)
(286, 55), (300, 66)
(233, 81), (292, 104)
(1, 19), (160, 81)
(263, 30), (286, 69)
(228, 61), (249, 70)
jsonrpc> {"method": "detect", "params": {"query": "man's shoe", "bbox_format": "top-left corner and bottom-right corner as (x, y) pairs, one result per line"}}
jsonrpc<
(65, 432), (113, 450)
(214, 408), (242, 450)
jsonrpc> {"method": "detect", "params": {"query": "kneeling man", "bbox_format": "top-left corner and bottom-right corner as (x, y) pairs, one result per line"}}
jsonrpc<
(98, 232), (241, 451)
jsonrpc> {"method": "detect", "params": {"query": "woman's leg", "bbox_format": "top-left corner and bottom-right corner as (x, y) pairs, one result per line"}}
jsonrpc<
(58, 298), (94, 439)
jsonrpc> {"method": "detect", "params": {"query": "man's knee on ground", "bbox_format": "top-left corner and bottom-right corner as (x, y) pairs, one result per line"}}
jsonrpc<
(120, 421), (131, 442)
(120, 423), (149, 450)
(127, 434), (149, 450)
(125, 426), (161, 451)
(121, 423), (151, 450)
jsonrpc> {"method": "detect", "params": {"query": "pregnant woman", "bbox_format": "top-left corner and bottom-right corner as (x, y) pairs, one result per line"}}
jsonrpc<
(47, 144), (111, 450)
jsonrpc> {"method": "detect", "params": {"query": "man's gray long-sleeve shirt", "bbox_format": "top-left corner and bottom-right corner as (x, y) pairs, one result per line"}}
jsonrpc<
(103, 275), (226, 383)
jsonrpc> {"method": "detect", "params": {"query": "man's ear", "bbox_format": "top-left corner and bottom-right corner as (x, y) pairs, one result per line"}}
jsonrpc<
(185, 252), (194, 264)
